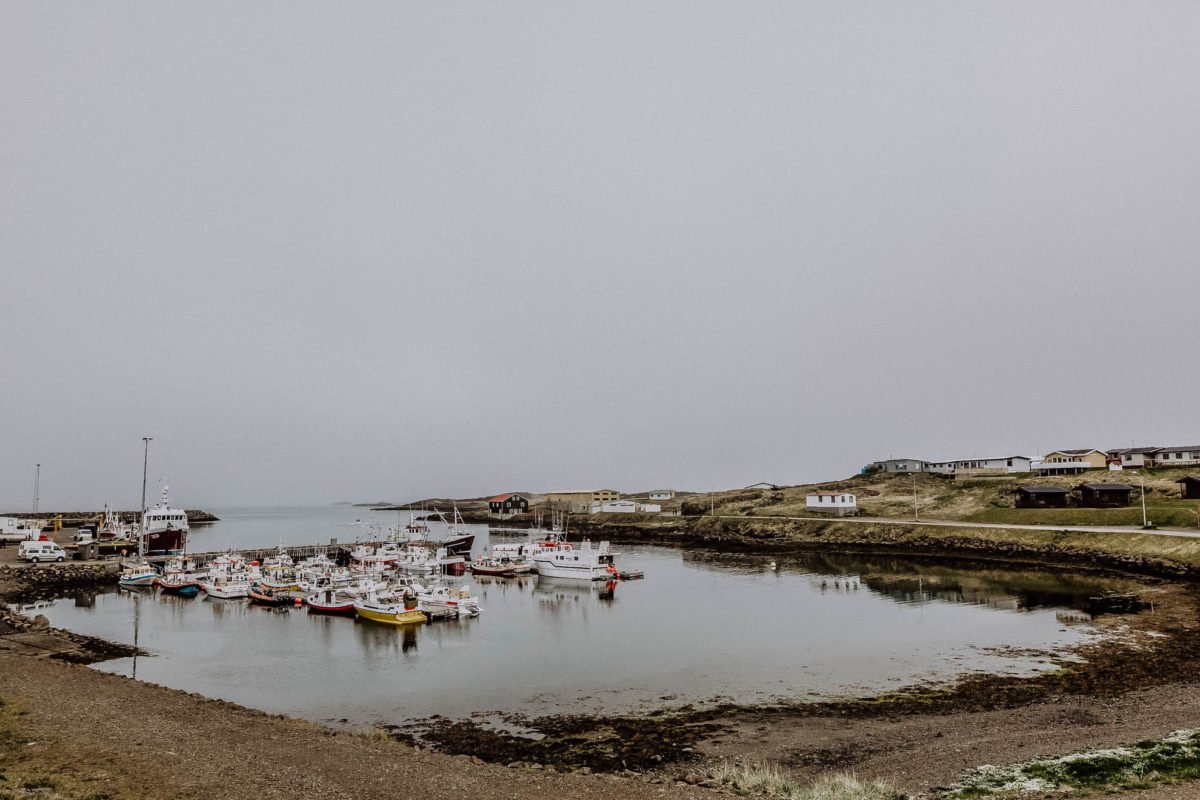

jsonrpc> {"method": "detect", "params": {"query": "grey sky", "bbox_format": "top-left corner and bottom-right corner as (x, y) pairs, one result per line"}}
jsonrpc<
(3, 2), (1198, 510)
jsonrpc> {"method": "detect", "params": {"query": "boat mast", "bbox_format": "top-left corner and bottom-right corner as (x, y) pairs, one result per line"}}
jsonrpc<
(139, 437), (152, 560)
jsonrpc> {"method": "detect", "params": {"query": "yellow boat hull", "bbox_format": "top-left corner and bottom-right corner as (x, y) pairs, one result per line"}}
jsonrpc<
(354, 606), (427, 626)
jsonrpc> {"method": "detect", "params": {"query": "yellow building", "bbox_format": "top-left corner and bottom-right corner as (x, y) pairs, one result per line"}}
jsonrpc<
(1035, 449), (1108, 475)
(545, 489), (620, 513)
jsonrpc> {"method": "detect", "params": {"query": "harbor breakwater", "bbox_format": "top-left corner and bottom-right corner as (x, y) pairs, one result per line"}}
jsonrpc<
(1, 509), (220, 525)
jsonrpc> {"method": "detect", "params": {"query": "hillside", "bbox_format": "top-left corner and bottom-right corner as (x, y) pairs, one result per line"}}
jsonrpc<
(698, 467), (1200, 529)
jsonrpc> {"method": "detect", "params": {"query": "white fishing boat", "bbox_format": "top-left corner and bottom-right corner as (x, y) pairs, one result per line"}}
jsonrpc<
(118, 560), (158, 588)
(532, 539), (618, 581)
(201, 575), (251, 599)
(418, 584), (483, 618)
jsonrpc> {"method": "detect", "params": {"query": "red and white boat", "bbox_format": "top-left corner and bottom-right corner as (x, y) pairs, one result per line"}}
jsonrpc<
(304, 587), (357, 616)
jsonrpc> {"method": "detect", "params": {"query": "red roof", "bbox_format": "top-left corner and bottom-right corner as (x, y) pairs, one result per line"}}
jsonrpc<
(488, 493), (518, 503)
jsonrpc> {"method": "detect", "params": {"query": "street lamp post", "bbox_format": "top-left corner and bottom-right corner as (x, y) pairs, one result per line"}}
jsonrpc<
(1139, 471), (1148, 529)
(139, 438), (152, 559)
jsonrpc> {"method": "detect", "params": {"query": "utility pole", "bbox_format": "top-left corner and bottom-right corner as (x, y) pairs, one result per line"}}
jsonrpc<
(912, 473), (919, 521)
(33, 463), (40, 513)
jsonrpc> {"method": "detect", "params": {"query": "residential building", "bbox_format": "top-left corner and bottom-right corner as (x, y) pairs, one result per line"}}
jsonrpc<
(590, 500), (662, 514)
(545, 489), (620, 513)
(487, 493), (530, 516)
(1032, 449), (1108, 475)
(805, 492), (857, 516)
(1013, 487), (1070, 509)
(745, 482), (781, 490)
(1076, 483), (1134, 508)
(648, 490), (674, 501)
(924, 456), (1033, 477)
(1156, 446), (1200, 467)
(869, 459), (927, 474)
(1106, 447), (1160, 469)
(1177, 476), (1200, 500)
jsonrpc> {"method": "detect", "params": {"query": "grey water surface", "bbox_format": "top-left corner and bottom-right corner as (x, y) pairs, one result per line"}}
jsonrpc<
(23, 507), (1122, 727)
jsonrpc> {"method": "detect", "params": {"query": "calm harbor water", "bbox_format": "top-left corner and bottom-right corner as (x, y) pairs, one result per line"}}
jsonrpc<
(20, 507), (1125, 727)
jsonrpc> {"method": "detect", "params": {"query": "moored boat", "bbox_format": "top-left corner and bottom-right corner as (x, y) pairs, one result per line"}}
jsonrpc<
(353, 590), (427, 626)
(532, 539), (618, 581)
(305, 587), (357, 616)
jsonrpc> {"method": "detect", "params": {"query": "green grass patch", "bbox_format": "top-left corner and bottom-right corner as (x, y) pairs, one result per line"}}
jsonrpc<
(941, 729), (1200, 797)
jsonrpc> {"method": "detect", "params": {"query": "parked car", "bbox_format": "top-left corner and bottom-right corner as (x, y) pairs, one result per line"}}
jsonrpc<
(18, 541), (67, 563)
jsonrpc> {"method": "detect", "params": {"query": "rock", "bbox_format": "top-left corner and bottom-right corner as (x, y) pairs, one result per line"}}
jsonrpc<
(31, 615), (49, 631)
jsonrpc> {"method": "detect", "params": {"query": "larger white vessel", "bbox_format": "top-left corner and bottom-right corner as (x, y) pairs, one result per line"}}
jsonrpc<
(532, 539), (618, 581)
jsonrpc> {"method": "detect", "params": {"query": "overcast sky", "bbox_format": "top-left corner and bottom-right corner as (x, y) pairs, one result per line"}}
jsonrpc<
(2, 2), (1198, 510)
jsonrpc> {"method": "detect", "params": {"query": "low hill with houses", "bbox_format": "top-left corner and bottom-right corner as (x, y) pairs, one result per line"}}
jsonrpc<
(698, 465), (1200, 529)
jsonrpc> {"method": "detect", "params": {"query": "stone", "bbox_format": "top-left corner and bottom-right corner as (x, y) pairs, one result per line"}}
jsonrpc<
(30, 615), (49, 631)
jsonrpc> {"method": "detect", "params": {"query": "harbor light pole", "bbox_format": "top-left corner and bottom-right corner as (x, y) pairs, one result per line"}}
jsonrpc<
(139, 437), (152, 559)
(33, 463), (40, 513)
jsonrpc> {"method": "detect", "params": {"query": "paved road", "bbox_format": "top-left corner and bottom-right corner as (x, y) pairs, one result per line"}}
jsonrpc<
(710, 514), (1200, 539)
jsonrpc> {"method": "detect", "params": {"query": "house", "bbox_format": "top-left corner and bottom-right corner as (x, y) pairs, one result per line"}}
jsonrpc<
(1177, 476), (1200, 500)
(545, 489), (620, 513)
(1013, 487), (1070, 509)
(1076, 483), (1134, 508)
(868, 460), (927, 474)
(924, 456), (1033, 477)
(1032, 450), (1108, 475)
(1156, 446), (1200, 467)
(590, 500), (662, 514)
(1106, 447), (1161, 469)
(805, 492), (857, 516)
(593, 500), (638, 514)
(745, 482), (781, 490)
(648, 490), (674, 501)
(487, 493), (530, 516)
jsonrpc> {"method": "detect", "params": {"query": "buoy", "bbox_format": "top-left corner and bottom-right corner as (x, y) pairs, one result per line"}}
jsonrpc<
(294, 597), (302, 606)
(768, 561), (777, 570)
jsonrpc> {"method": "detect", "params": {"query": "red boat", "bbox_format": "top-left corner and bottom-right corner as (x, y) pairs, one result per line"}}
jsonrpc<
(304, 588), (356, 616)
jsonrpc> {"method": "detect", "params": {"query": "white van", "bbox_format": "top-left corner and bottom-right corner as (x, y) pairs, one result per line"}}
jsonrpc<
(18, 541), (67, 563)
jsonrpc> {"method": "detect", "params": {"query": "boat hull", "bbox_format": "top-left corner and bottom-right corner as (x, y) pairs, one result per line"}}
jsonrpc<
(354, 606), (427, 626)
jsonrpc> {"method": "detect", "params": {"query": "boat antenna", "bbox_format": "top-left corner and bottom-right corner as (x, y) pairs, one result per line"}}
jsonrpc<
(139, 437), (152, 560)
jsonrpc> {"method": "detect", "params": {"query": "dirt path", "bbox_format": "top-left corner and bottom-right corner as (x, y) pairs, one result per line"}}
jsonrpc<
(0, 651), (704, 800)
(715, 514), (1200, 537)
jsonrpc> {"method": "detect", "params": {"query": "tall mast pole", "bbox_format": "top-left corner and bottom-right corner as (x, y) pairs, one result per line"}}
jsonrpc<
(139, 438), (152, 560)
(33, 464), (40, 513)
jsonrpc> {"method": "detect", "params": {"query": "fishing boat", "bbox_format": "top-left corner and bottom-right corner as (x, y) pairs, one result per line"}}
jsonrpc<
(418, 585), (483, 618)
(202, 575), (251, 599)
(158, 574), (201, 597)
(248, 586), (292, 607)
(353, 589), (427, 626)
(118, 560), (158, 588)
(532, 539), (618, 581)
(469, 558), (532, 577)
(304, 587), (357, 616)
(142, 484), (189, 555)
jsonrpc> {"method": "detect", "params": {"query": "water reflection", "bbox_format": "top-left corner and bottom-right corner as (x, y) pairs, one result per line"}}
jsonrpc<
(19, 544), (1127, 724)
(681, 550), (1133, 615)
